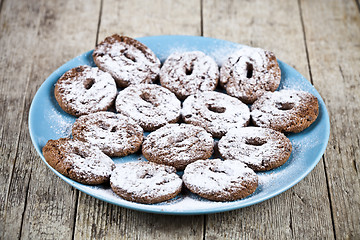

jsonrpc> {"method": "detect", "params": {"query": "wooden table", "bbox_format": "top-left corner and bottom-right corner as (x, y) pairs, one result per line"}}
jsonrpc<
(1, 0), (359, 239)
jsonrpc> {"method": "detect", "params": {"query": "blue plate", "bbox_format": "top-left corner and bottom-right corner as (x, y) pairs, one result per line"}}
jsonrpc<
(29, 35), (330, 215)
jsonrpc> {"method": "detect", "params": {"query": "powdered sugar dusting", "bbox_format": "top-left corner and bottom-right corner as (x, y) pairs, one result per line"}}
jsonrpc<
(115, 84), (181, 131)
(160, 51), (219, 99)
(64, 140), (115, 178)
(183, 159), (258, 200)
(182, 91), (250, 137)
(251, 89), (315, 130)
(72, 111), (143, 156)
(56, 66), (117, 116)
(208, 44), (243, 66)
(93, 35), (160, 86)
(110, 161), (182, 199)
(218, 127), (291, 170)
(142, 124), (214, 169)
(220, 47), (281, 103)
(48, 107), (74, 137)
(37, 36), (328, 213)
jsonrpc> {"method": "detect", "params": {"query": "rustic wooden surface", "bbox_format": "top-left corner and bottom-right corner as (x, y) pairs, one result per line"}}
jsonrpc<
(0, 0), (359, 239)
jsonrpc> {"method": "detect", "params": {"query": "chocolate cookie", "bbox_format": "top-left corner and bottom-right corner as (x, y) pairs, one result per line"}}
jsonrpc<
(182, 91), (250, 138)
(220, 47), (281, 104)
(160, 51), (219, 100)
(42, 138), (115, 185)
(93, 34), (160, 87)
(218, 127), (292, 171)
(142, 124), (214, 170)
(54, 65), (117, 116)
(72, 111), (143, 157)
(115, 84), (181, 131)
(183, 159), (258, 201)
(110, 161), (182, 204)
(251, 89), (319, 133)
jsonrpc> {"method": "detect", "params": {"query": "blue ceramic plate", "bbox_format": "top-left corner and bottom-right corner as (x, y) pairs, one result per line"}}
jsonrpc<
(29, 36), (330, 215)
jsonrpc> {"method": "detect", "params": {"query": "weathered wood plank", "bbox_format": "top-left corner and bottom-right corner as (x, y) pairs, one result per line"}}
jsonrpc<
(0, 0), (101, 239)
(300, 0), (360, 238)
(73, 1), (204, 239)
(202, 0), (334, 239)
(75, 193), (203, 239)
(0, 0), (46, 238)
(97, 0), (202, 42)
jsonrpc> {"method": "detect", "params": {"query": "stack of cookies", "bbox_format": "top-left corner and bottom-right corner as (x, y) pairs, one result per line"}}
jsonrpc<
(43, 34), (319, 204)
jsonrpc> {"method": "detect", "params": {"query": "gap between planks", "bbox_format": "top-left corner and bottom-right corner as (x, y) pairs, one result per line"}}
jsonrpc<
(356, 0), (360, 14)
(297, 0), (313, 85)
(18, 171), (32, 240)
(4, 62), (35, 239)
(298, 0), (336, 238)
(95, 0), (103, 46)
(0, 0), (4, 16)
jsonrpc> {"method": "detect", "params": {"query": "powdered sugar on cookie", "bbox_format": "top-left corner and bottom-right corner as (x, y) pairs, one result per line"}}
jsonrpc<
(72, 111), (143, 157)
(54, 65), (117, 116)
(142, 124), (214, 170)
(160, 51), (219, 100)
(93, 34), (160, 87)
(115, 84), (181, 131)
(218, 127), (292, 171)
(182, 91), (250, 138)
(64, 140), (114, 177)
(251, 89), (319, 132)
(110, 161), (182, 204)
(183, 159), (258, 201)
(220, 47), (281, 104)
(42, 138), (115, 185)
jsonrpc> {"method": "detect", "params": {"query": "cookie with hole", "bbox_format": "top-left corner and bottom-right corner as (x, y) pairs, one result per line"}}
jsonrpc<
(42, 138), (115, 185)
(160, 51), (219, 100)
(220, 47), (281, 104)
(93, 34), (161, 87)
(115, 84), (181, 131)
(218, 127), (292, 171)
(182, 91), (250, 138)
(110, 161), (182, 204)
(183, 159), (258, 201)
(142, 123), (214, 170)
(72, 111), (143, 157)
(251, 89), (319, 133)
(54, 65), (117, 116)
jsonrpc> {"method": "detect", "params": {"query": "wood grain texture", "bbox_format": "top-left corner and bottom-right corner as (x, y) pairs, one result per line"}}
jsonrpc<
(300, 0), (360, 238)
(97, 0), (201, 42)
(0, 0), (45, 238)
(0, 0), (101, 239)
(1, 0), (359, 239)
(202, 0), (334, 239)
(74, 193), (203, 240)
(73, 0), (204, 239)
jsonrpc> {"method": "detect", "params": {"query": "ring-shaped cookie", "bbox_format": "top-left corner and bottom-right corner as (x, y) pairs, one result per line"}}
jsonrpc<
(72, 111), (143, 157)
(115, 84), (181, 131)
(160, 51), (219, 100)
(218, 127), (292, 171)
(42, 138), (115, 185)
(182, 91), (250, 138)
(110, 161), (182, 204)
(54, 65), (117, 116)
(183, 159), (258, 201)
(251, 89), (319, 133)
(220, 47), (281, 104)
(93, 34), (160, 87)
(142, 124), (214, 170)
